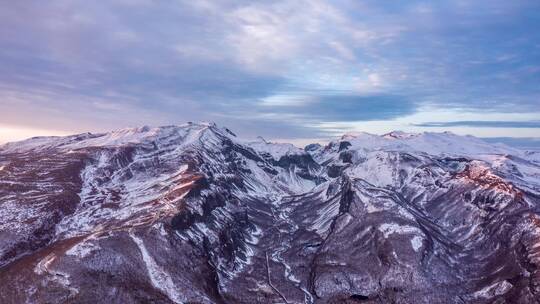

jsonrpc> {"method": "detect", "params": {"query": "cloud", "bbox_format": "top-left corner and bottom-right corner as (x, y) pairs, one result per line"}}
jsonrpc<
(414, 121), (540, 128)
(0, 0), (539, 141)
(253, 94), (417, 122)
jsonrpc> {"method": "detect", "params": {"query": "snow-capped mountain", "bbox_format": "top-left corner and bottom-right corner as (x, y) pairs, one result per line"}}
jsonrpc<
(0, 122), (539, 303)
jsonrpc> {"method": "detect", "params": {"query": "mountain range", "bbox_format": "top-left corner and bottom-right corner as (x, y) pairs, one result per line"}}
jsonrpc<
(1, 122), (539, 303)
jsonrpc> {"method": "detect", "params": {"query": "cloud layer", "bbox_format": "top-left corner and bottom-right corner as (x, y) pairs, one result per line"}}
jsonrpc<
(1, 0), (539, 141)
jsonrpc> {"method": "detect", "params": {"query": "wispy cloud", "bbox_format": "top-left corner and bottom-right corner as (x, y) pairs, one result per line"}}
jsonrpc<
(259, 94), (417, 122)
(414, 121), (540, 128)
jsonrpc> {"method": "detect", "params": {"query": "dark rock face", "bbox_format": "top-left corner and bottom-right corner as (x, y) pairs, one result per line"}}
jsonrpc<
(305, 143), (322, 153)
(338, 141), (352, 152)
(0, 123), (539, 304)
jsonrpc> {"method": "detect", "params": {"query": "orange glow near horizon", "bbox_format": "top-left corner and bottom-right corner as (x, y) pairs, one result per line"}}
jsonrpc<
(0, 125), (71, 144)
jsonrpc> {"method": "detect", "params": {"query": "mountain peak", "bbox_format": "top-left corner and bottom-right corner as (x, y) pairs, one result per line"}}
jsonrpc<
(382, 130), (419, 139)
(0, 122), (239, 153)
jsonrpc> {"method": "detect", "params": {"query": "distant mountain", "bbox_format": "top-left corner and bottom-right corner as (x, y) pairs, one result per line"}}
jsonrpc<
(1, 122), (539, 303)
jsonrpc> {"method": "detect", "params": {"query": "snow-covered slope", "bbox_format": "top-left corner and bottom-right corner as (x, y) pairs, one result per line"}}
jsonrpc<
(315, 130), (523, 159)
(0, 123), (539, 304)
(245, 137), (305, 161)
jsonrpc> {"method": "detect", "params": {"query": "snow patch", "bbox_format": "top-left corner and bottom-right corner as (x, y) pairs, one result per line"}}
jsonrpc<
(410, 235), (423, 252)
(309, 195), (341, 235)
(130, 232), (185, 304)
(471, 280), (512, 299)
(66, 239), (100, 258)
(378, 223), (421, 238)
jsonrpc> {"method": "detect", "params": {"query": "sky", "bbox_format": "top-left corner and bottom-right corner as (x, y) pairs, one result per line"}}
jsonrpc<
(1, 0), (539, 146)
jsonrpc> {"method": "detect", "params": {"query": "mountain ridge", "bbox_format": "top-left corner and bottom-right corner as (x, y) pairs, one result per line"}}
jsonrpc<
(0, 123), (524, 154)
